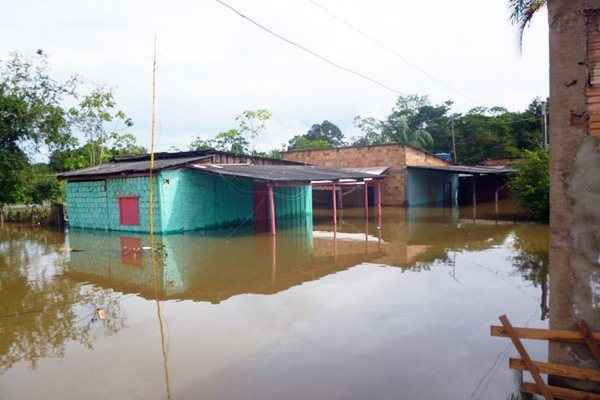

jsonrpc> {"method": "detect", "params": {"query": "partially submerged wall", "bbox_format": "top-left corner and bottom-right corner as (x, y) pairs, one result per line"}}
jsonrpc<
(406, 169), (457, 206)
(65, 176), (161, 232)
(283, 144), (449, 206)
(65, 169), (313, 234)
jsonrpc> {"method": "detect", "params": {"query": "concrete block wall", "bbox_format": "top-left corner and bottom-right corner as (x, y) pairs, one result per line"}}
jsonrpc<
(65, 180), (110, 229)
(107, 176), (162, 232)
(66, 176), (162, 232)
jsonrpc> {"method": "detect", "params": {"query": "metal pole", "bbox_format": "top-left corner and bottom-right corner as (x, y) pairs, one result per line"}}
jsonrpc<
(268, 184), (276, 235)
(495, 180), (500, 223)
(451, 117), (458, 163)
(377, 181), (382, 226)
(271, 234), (277, 284)
(364, 181), (369, 221)
(472, 175), (477, 222)
(332, 184), (337, 230)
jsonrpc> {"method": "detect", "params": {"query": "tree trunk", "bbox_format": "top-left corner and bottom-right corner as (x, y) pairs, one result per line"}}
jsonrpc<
(548, 0), (600, 391)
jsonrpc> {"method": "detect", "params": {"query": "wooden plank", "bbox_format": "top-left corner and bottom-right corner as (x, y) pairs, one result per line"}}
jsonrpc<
(491, 325), (600, 343)
(510, 358), (600, 383)
(499, 315), (555, 400)
(578, 320), (600, 365)
(521, 382), (600, 400)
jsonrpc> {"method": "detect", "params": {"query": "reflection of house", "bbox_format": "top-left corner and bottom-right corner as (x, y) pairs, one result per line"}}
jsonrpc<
(282, 144), (513, 207)
(64, 221), (385, 304)
(57, 150), (379, 234)
(63, 210), (520, 304)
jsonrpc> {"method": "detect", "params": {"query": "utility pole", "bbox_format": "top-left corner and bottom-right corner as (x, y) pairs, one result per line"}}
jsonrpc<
(451, 117), (458, 163)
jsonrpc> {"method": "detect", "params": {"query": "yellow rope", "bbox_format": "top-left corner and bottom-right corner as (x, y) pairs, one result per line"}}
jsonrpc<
(147, 35), (172, 400)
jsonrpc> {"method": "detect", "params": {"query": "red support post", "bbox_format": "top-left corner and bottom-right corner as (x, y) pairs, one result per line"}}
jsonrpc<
(268, 184), (276, 235)
(376, 180), (382, 224)
(332, 184), (337, 230)
(364, 181), (369, 220)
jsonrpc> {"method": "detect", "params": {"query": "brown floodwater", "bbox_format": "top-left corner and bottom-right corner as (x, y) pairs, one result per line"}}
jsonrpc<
(0, 205), (549, 400)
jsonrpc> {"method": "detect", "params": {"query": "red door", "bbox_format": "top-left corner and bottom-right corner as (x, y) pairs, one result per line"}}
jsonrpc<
(119, 197), (140, 226)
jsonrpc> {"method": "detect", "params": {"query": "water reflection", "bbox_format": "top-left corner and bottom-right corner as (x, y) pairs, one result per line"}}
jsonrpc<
(0, 226), (124, 373)
(0, 208), (551, 400)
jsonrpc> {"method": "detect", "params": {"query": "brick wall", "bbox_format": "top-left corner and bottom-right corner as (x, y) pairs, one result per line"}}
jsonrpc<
(282, 144), (448, 206)
(404, 146), (449, 167)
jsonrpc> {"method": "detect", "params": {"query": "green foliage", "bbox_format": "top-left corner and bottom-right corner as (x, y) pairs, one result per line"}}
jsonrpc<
(287, 136), (332, 150)
(0, 51), (77, 205)
(353, 95), (544, 163)
(190, 129), (249, 154)
(190, 109), (272, 155)
(509, 0), (547, 47)
(68, 88), (134, 166)
(235, 109), (271, 140)
(0, 51), (141, 206)
(509, 149), (549, 221)
(49, 133), (145, 172)
(288, 120), (343, 150)
(353, 95), (445, 151)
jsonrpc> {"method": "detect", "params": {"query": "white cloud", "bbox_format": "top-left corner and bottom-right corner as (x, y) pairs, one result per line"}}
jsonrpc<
(2, 0), (549, 152)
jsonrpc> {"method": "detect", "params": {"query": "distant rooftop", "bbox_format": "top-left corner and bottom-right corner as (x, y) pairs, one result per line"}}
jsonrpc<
(113, 149), (302, 164)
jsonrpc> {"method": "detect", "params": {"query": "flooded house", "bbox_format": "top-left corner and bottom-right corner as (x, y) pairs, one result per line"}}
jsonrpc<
(57, 150), (381, 234)
(282, 143), (513, 208)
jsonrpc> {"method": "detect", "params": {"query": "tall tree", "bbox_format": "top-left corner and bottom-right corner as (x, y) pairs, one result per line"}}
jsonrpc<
(235, 109), (272, 141)
(0, 51), (77, 206)
(288, 120), (344, 150)
(68, 88), (133, 166)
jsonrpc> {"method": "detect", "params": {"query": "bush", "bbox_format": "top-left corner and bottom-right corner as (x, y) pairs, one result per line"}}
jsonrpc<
(509, 149), (549, 221)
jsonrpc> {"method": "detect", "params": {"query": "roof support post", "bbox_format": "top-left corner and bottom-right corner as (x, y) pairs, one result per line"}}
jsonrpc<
(332, 183), (337, 232)
(268, 184), (276, 235)
(376, 180), (382, 226)
(472, 175), (477, 222)
(364, 181), (369, 221)
(494, 178), (500, 224)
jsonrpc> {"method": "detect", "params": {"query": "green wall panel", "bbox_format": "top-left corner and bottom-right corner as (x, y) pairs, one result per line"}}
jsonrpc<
(406, 169), (458, 207)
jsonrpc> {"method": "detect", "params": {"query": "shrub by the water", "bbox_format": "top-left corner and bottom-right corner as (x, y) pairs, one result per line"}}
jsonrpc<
(509, 149), (549, 222)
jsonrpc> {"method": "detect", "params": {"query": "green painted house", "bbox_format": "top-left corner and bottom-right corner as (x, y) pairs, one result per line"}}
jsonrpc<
(58, 150), (378, 234)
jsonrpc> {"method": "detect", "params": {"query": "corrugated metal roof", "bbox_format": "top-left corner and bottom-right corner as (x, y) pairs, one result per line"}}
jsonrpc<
(340, 166), (390, 176)
(407, 165), (514, 174)
(188, 164), (381, 183)
(112, 149), (303, 165)
(57, 156), (211, 179)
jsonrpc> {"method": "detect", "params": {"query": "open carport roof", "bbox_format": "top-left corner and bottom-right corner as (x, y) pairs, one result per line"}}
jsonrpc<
(407, 165), (514, 175)
(188, 164), (382, 183)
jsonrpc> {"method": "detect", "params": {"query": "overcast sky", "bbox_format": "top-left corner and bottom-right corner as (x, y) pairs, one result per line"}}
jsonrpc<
(3, 0), (549, 152)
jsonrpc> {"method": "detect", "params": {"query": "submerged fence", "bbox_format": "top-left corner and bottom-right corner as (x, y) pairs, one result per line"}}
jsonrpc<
(0, 204), (64, 228)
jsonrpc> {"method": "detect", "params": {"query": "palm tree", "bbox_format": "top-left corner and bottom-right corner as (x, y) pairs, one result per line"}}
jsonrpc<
(508, 0), (547, 46)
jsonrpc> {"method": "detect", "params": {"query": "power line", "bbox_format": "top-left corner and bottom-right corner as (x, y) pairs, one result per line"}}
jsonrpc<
(305, 0), (480, 104)
(214, 0), (401, 94)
